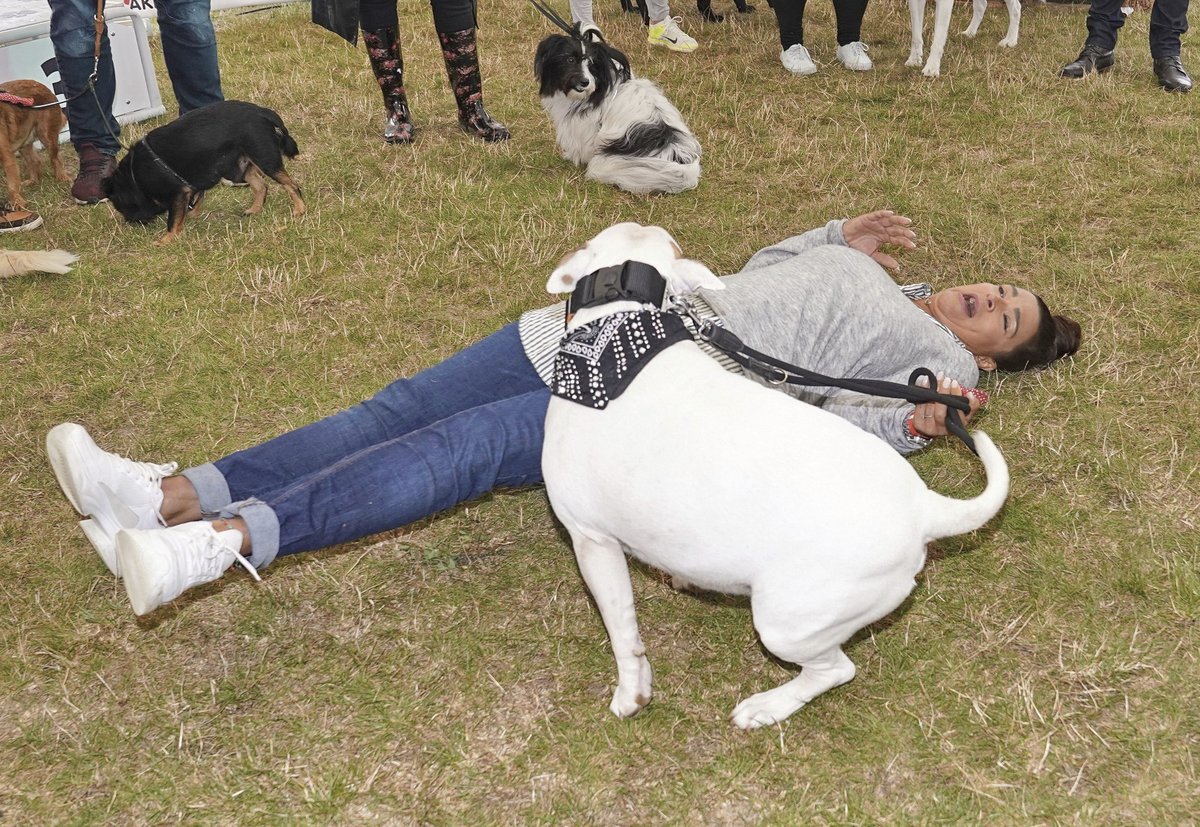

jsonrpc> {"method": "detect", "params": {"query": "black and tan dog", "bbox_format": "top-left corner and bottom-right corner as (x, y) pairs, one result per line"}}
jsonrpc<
(0, 79), (70, 210)
(103, 100), (305, 245)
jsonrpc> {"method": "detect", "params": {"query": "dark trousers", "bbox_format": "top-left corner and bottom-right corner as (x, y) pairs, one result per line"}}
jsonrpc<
(1086, 0), (1190, 58)
(772, 0), (871, 50)
(359, 0), (477, 33)
(49, 0), (222, 154)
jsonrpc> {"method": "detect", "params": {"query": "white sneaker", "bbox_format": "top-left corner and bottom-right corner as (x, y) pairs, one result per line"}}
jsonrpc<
(781, 44), (817, 76)
(836, 41), (873, 71)
(46, 422), (176, 578)
(117, 522), (260, 616)
(648, 17), (698, 53)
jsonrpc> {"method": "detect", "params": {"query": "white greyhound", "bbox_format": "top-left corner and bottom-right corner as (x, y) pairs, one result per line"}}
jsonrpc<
(541, 222), (1010, 729)
(907, 0), (1022, 78)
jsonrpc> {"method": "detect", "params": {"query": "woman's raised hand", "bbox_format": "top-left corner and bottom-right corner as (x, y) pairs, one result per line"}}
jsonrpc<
(843, 210), (918, 269)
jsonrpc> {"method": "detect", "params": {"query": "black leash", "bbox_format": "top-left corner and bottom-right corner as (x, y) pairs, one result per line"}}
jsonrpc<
(528, 0), (582, 37)
(670, 300), (979, 455)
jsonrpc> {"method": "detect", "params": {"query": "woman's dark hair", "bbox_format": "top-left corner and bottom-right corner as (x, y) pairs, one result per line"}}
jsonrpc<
(993, 295), (1082, 372)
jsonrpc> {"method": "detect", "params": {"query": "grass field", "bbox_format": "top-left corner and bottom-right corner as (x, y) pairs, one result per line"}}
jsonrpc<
(2, 0), (1198, 823)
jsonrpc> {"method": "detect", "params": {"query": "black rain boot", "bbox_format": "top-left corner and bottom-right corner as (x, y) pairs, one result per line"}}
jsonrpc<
(437, 28), (510, 142)
(363, 26), (416, 144)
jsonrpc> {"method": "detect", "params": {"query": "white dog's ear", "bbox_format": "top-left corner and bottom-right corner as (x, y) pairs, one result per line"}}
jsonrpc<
(669, 258), (724, 292)
(546, 248), (592, 295)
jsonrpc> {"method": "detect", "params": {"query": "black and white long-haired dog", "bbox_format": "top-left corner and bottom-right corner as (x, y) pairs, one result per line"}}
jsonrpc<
(533, 30), (701, 195)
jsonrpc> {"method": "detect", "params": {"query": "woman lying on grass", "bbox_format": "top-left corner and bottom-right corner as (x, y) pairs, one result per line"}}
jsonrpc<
(46, 210), (1081, 616)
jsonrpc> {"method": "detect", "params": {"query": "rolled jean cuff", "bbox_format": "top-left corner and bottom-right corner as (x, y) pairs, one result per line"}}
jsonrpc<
(222, 499), (280, 569)
(181, 462), (232, 514)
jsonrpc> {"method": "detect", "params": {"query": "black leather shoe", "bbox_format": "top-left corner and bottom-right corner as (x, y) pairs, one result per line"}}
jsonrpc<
(1153, 55), (1193, 92)
(1060, 44), (1115, 78)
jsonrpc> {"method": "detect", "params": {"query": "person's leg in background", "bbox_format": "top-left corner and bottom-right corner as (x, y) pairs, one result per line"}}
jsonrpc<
(774, 0), (816, 75)
(1060, 0), (1123, 78)
(360, 0), (416, 142)
(1149, 0), (1192, 91)
(833, 0), (873, 71)
(433, 0), (510, 141)
(156, 0), (224, 113)
(48, 0), (119, 203)
(645, 0), (698, 53)
(569, 0), (602, 38)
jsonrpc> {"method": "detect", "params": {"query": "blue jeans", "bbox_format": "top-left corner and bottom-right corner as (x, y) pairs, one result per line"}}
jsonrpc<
(49, 0), (224, 155)
(182, 323), (551, 569)
(1086, 0), (1190, 57)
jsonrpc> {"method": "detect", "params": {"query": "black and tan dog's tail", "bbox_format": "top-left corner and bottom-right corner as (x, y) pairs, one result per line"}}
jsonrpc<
(275, 125), (299, 159)
(260, 108), (300, 159)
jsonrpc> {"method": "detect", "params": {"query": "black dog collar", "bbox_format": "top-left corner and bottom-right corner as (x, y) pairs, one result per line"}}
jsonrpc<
(566, 260), (667, 321)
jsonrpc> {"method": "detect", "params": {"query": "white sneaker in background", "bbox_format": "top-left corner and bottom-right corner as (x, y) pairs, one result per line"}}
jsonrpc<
(648, 17), (698, 53)
(781, 44), (817, 76)
(836, 41), (873, 71)
(46, 422), (176, 577)
(116, 522), (260, 616)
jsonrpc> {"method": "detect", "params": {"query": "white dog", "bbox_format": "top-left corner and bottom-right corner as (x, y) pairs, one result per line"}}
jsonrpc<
(907, 0), (1021, 78)
(534, 33), (701, 195)
(1, 249), (77, 279)
(542, 223), (1009, 729)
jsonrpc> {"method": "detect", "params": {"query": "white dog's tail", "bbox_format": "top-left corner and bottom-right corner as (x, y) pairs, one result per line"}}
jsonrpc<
(586, 156), (701, 195)
(921, 431), (1010, 541)
(0, 250), (79, 279)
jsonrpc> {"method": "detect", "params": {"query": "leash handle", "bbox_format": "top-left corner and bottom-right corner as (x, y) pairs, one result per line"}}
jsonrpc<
(907, 368), (977, 455)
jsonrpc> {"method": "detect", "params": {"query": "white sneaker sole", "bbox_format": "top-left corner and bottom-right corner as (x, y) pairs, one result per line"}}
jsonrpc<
(46, 423), (90, 515)
(650, 40), (698, 53)
(0, 214), (44, 233)
(47, 423), (124, 577)
(117, 530), (170, 616)
(80, 518), (121, 577)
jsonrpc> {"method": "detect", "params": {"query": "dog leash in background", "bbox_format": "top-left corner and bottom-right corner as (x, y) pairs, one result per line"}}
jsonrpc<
(0, 92), (36, 107)
(672, 301), (980, 456)
(3, 0), (107, 111)
(528, 0), (593, 39)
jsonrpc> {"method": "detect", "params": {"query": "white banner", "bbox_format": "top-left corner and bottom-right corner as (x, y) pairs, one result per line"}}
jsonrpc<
(0, 13), (165, 140)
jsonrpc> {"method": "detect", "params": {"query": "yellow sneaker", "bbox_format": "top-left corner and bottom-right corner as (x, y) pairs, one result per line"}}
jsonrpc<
(647, 16), (698, 53)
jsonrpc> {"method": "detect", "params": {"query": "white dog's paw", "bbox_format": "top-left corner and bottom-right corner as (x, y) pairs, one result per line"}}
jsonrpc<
(669, 573), (696, 592)
(961, 27), (979, 39)
(608, 656), (653, 718)
(730, 688), (806, 730)
(905, 52), (923, 68)
(922, 61), (942, 78)
(998, 37), (1018, 48)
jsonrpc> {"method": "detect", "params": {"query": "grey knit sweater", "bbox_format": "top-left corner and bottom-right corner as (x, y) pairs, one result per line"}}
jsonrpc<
(520, 220), (980, 454)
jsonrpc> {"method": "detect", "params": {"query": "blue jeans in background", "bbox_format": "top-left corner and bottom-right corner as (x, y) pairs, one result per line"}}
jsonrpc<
(1085, 0), (1190, 58)
(49, 0), (224, 155)
(182, 322), (551, 569)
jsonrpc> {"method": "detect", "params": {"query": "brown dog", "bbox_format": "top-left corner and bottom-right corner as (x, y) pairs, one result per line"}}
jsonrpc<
(0, 80), (70, 210)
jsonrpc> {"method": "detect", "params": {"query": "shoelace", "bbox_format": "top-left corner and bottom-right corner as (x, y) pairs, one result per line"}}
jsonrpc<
(122, 458), (179, 491)
(202, 529), (263, 582)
